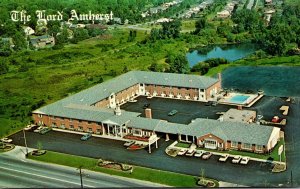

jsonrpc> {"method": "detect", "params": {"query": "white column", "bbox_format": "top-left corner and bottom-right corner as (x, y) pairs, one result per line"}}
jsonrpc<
(107, 125), (110, 136)
(148, 143), (151, 153)
(178, 134), (181, 141)
(114, 125), (117, 136)
(155, 140), (158, 148)
(166, 133), (169, 141)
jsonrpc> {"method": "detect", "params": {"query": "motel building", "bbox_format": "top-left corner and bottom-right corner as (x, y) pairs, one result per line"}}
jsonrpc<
(32, 71), (281, 154)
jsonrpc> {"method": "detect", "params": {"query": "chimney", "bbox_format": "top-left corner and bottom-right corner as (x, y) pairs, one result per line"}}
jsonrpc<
(145, 108), (152, 119)
(114, 105), (121, 116)
(218, 73), (222, 81)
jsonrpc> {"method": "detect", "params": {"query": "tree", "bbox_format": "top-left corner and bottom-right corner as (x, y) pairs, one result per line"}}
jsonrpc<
(0, 60), (9, 74)
(161, 20), (181, 39)
(194, 18), (207, 34)
(167, 53), (190, 74)
(12, 32), (27, 51)
(72, 28), (89, 43)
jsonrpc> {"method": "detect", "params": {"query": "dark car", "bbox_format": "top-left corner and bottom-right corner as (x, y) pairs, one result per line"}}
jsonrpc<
(143, 103), (150, 109)
(205, 102), (213, 106)
(39, 127), (51, 134)
(168, 110), (178, 116)
(81, 133), (92, 141)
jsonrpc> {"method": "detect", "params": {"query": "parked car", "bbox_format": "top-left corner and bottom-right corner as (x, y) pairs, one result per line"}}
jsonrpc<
(185, 149), (195, 156)
(219, 154), (229, 162)
(232, 155), (242, 163)
(202, 152), (212, 160)
(81, 133), (92, 141)
(177, 148), (187, 156)
(24, 124), (36, 131)
(205, 102), (213, 106)
(194, 150), (205, 158)
(1, 138), (12, 143)
(34, 126), (43, 133)
(123, 140), (135, 147)
(143, 103), (150, 109)
(39, 127), (51, 134)
(240, 157), (250, 165)
(168, 110), (178, 116)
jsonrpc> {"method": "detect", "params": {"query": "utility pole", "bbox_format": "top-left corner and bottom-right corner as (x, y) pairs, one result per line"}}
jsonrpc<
(291, 170), (293, 187)
(78, 166), (83, 188)
(23, 129), (28, 157)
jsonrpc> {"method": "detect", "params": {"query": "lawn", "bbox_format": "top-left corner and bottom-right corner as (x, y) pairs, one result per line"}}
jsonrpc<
(28, 151), (202, 187)
(175, 142), (191, 148)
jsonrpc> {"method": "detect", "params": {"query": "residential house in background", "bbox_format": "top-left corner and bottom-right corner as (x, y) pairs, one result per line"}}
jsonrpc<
(30, 35), (55, 49)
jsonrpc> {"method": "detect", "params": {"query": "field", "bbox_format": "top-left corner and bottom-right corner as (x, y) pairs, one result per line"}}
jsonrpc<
(0, 28), (188, 137)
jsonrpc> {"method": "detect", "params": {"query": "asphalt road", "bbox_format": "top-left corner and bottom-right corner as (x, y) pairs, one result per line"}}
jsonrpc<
(0, 146), (164, 188)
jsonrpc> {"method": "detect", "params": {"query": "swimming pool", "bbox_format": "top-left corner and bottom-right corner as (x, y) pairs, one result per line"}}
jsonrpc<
(228, 95), (250, 104)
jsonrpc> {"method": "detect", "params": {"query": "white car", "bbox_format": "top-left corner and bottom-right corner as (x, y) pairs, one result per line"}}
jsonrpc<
(219, 154), (229, 162)
(194, 150), (205, 157)
(177, 149), (187, 156)
(240, 157), (250, 165)
(1, 138), (12, 143)
(123, 140), (135, 147)
(232, 155), (242, 163)
(34, 126), (43, 133)
(185, 149), (195, 156)
(24, 124), (35, 131)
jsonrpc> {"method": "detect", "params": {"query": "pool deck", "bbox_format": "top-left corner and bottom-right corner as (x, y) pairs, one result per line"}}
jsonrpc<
(217, 93), (264, 107)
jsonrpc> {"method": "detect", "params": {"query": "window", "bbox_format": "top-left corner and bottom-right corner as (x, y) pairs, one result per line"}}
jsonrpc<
(140, 83), (143, 86)
(88, 128), (92, 132)
(96, 129), (101, 134)
(133, 129), (142, 136)
(242, 143), (251, 149)
(70, 125), (74, 129)
(256, 145), (263, 151)
(231, 141), (238, 148)
(38, 114), (43, 118)
(78, 126), (83, 131)
(52, 116), (56, 120)
(70, 118), (73, 122)
(200, 89), (204, 92)
(88, 121), (92, 124)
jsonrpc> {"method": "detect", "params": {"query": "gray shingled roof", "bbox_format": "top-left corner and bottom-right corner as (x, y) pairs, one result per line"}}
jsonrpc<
(34, 71), (219, 113)
(187, 118), (275, 145)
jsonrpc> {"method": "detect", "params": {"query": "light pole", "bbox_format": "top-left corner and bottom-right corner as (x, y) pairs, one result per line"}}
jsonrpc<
(78, 166), (83, 188)
(22, 129), (28, 157)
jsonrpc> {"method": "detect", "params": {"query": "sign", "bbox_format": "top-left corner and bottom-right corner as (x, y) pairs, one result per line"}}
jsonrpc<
(278, 145), (283, 156)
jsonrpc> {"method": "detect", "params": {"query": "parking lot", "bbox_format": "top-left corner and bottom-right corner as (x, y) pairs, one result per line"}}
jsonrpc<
(121, 96), (234, 124)
(8, 95), (300, 187)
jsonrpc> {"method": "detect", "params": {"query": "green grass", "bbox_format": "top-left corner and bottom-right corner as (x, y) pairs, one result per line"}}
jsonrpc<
(197, 138), (286, 162)
(28, 151), (202, 187)
(175, 142), (191, 148)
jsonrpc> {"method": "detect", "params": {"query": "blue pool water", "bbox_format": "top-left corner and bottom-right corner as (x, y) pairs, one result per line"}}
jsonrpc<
(229, 95), (250, 104)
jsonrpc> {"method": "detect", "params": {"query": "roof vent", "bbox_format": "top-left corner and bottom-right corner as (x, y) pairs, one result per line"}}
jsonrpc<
(80, 99), (84, 102)
(165, 78), (168, 80)
(104, 89), (107, 91)
(189, 79), (192, 82)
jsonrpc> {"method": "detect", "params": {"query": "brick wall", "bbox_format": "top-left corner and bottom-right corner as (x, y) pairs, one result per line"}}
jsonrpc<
(145, 85), (199, 99)
(32, 113), (102, 133)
